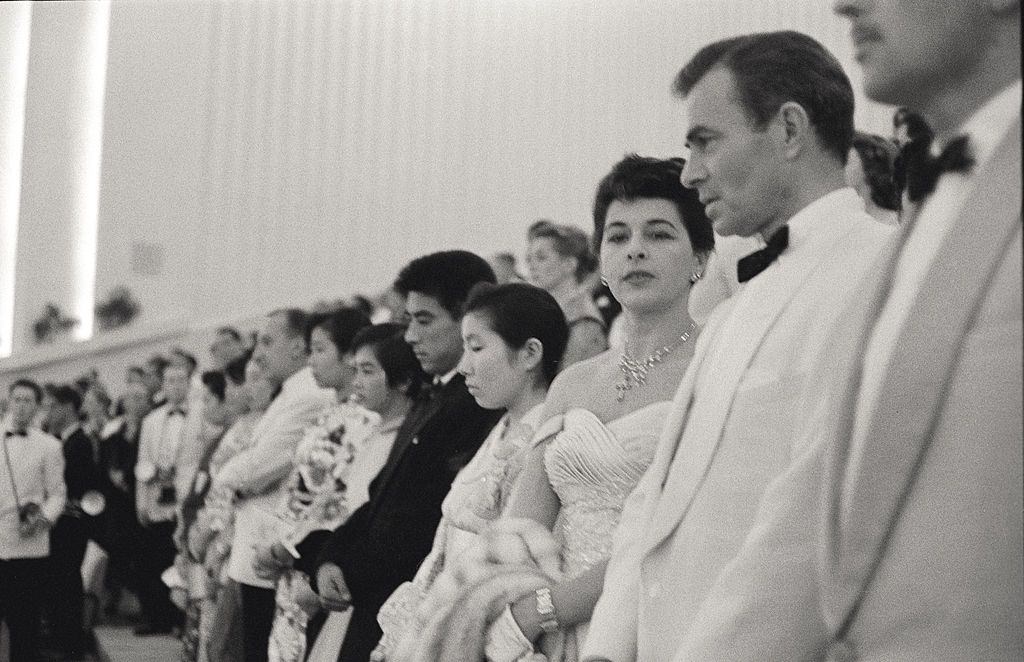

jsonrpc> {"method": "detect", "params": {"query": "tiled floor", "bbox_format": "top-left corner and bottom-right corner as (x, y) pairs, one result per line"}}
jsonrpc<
(95, 625), (181, 662)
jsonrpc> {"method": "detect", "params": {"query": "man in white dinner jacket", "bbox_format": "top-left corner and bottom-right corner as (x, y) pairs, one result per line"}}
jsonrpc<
(666, 1), (1022, 660)
(215, 307), (334, 662)
(583, 31), (892, 662)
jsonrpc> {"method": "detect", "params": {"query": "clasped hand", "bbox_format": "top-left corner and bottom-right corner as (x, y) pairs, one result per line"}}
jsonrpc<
(252, 541), (293, 580)
(316, 562), (352, 612)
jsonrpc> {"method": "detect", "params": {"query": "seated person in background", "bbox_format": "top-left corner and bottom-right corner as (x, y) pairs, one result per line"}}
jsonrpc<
(526, 220), (608, 368)
(846, 130), (901, 224)
(307, 250), (503, 662)
(373, 282), (568, 661)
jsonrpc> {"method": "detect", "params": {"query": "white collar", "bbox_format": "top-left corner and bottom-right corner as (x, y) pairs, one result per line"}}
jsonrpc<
(60, 422), (82, 441)
(940, 79), (1022, 168)
(434, 368), (459, 386)
(281, 366), (317, 396)
(782, 187), (866, 255)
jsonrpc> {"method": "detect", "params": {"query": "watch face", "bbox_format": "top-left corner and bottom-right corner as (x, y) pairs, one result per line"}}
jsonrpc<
(135, 461), (157, 483)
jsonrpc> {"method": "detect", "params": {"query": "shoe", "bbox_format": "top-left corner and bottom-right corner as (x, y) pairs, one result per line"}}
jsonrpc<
(133, 622), (173, 636)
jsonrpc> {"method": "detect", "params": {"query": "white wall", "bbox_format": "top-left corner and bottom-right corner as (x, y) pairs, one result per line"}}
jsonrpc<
(1, 0), (892, 386)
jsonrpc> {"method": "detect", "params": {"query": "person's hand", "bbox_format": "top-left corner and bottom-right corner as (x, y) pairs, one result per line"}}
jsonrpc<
(316, 563), (352, 612)
(17, 513), (50, 538)
(294, 576), (322, 618)
(109, 468), (128, 492)
(484, 604), (535, 662)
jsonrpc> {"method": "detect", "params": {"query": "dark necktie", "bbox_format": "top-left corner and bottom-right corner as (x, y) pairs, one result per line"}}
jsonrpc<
(903, 135), (974, 203)
(737, 225), (789, 283)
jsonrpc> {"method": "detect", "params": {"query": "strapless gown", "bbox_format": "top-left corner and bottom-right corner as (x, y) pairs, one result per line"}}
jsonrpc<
(543, 401), (671, 660)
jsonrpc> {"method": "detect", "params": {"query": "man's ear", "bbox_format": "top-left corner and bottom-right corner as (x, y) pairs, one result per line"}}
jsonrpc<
(773, 101), (812, 160)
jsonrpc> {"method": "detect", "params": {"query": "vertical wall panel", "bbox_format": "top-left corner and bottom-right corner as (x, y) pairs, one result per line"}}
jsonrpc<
(7, 0), (897, 360)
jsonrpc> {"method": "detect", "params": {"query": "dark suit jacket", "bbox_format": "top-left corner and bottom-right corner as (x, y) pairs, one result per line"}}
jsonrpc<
(52, 426), (101, 561)
(299, 373), (501, 612)
(62, 426), (100, 504)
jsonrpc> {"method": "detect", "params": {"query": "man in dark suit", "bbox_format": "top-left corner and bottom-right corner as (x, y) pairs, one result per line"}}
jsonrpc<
(299, 250), (503, 662)
(43, 384), (101, 660)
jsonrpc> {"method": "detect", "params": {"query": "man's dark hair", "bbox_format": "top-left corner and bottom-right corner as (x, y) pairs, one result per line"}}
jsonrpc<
(394, 250), (496, 320)
(304, 307), (372, 355)
(593, 154), (714, 256)
(674, 30), (855, 163)
(351, 323), (427, 399)
(201, 370), (226, 402)
(527, 221), (598, 282)
(49, 384), (83, 412)
(851, 131), (901, 211)
(269, 308), (310, 339)
(224, 350), (252, 385)
(8, 378), (43, 403)
(145, 354), (169, 377)
(216, 326), (243, 342)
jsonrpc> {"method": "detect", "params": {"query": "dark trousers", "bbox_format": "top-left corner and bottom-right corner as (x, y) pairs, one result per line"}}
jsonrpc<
(240, 583), (276, 662)
(48, 516), (89, 655)
(337, 605), (383, 662)
(0, 557), (47, 662)
(135, 520), (180, 628)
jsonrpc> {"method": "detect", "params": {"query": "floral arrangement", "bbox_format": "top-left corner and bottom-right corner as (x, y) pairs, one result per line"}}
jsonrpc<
(95, 286), (141, 330)
(32, 303), (79, 343)
(281, 401), (380, 544)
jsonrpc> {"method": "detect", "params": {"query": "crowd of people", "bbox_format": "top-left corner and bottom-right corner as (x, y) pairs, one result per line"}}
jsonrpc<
(1, 2), (1020, 661)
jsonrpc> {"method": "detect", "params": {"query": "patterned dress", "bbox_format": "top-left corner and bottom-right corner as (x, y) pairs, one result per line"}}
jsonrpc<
(266, 401), (386, 662)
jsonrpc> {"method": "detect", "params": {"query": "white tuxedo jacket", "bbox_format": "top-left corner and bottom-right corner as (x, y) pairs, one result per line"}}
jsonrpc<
(675, 119), (1023, 662)
(584, 189), (892, 662)
(220, 366), (334, 587)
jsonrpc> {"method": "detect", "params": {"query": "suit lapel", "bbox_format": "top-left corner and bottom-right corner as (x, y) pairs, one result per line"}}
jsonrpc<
(824, 119), (1022, 634)
(369, 376), (456, 501)
(643, 220), (856, 550)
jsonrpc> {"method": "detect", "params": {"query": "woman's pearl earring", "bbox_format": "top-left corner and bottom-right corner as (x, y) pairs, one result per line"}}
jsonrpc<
(600, 276), (609, 287)
(689, 271), (704, 285)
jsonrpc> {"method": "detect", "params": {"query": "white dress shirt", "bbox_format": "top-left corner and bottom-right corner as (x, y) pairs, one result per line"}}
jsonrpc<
(845, 80), (1023, 513)
(136, 401), (202, 523)
(1, 424), (66, 559)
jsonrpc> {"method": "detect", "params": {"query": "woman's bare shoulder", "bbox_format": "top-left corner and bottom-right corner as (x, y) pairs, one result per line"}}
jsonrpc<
(543, 349), (617, 418)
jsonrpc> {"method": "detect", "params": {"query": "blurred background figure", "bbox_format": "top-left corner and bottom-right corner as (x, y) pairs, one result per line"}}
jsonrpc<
(846, 131), (901, 224)
(488, 252), (525, 284)
(209, 327), (249, 371)
(525, 220), (607, 368)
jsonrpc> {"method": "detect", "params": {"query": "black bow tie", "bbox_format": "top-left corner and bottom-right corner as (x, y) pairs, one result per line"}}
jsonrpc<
(737, 225), (789, 283)
(903, 135), (975, 204)
(5, 430), (27, 438)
